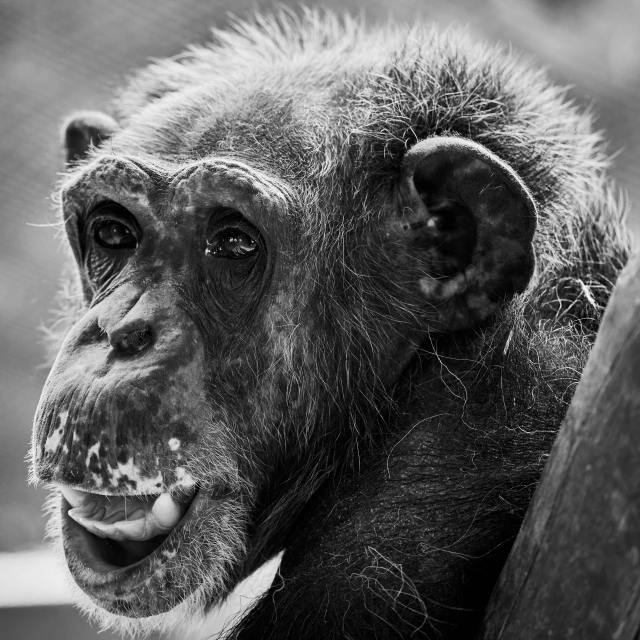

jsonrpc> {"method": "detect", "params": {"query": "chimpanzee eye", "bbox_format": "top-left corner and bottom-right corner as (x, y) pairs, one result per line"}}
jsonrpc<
(94, 220), (137, 249)
(89, 203), (139, 251)
(205, 210), (261, 261)
(206, 229), (258, 259)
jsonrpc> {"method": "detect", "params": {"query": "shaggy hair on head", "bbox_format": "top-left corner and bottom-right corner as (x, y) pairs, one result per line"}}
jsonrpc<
(54, 8), (631, 342)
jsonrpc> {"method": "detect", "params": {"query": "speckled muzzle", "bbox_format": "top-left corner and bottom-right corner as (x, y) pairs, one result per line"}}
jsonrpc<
(33, 283), (209, 492)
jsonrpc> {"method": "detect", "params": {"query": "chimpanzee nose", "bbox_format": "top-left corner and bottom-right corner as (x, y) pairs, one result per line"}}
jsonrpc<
(108, 321), (154, 356)
(95, 287), (161, 357)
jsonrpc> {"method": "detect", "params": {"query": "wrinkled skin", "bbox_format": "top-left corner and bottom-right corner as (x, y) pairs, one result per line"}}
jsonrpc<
(31, 12), (631, 640)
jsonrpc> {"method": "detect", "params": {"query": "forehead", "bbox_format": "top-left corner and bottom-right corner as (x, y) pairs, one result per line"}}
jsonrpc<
(110, 67), (354, 175)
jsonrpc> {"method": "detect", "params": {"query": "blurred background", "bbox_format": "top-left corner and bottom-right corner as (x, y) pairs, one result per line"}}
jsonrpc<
(0, 0), (639, 638)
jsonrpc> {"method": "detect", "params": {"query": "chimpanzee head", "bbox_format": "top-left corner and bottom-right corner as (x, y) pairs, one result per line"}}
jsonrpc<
(28, 15), (574, 634)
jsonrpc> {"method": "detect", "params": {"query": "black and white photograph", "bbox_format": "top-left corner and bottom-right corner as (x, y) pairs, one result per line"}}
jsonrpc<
(1, 1), (639, 638)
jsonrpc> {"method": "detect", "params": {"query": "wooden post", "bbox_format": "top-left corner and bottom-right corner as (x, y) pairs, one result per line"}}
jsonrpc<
(478, 251), (640, 640)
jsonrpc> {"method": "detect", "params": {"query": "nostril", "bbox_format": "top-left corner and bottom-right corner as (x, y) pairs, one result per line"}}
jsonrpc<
(112, 327), (154, 355)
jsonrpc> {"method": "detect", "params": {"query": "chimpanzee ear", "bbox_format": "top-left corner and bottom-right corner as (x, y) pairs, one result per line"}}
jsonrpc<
(398, 136), (537, 330)
(63, 111), (119, 165)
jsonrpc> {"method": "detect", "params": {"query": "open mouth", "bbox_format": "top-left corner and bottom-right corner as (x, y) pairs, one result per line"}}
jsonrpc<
(59, 484), (198, 570)
(56, 480), (244, 617)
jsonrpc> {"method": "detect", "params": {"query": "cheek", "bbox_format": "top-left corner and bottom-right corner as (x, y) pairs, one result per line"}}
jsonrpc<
(205, 297), (325, 479)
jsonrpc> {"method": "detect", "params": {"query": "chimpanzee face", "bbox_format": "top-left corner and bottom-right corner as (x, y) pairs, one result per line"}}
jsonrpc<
(32, 154), (309, 616)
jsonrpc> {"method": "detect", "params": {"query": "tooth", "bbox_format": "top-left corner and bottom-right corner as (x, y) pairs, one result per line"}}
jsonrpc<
(151, 493), (182, 530)
(92, 521), (127, 541)
(59, 485), (89, 508)
(68, 503), (99, 520)
(112, 518), (148, 541)
(78, 517), (111, 539)
(67, 509), (84, 524)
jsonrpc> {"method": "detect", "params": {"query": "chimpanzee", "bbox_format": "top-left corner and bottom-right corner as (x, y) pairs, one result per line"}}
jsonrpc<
(31, 10), (632, 640)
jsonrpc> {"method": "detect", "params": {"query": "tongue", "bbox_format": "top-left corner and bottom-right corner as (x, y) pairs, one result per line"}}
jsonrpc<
(60, 486), (185, 542)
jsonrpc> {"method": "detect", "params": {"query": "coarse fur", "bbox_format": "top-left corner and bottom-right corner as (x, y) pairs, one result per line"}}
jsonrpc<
(34, 9), (632, 640)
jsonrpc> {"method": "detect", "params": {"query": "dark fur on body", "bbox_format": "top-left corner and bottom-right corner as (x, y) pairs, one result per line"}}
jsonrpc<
(39, 10), (631, 639)
(236, 310), (589, 638)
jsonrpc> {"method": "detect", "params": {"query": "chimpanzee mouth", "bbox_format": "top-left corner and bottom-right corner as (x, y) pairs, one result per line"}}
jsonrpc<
(57, 482), (240, 617)
(59, 484), (198, 570)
